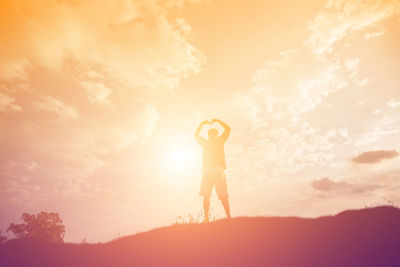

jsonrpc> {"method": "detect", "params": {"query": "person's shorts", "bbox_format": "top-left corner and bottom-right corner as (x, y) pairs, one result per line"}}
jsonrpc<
(199, 166), (229, 199)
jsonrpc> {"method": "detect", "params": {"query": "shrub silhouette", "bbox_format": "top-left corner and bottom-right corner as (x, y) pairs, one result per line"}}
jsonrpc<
(7, 211), (65, 243)
(0, 231), (7, 244)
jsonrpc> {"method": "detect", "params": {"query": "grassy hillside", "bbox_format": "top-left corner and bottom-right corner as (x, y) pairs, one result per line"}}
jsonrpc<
(1, 206), (400, 267)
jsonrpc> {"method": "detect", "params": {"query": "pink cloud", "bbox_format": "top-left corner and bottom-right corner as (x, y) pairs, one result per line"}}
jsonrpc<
(311, 177), (381, 194)
(352, 150), (399, 164)
(311, 177), (351, 191)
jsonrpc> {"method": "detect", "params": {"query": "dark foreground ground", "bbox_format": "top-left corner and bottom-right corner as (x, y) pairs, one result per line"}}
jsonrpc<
(1, 206), (400, 267)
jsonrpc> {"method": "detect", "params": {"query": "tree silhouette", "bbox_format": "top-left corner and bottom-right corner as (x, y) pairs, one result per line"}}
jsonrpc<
(7, 211), (65, 243)
(0, 231), (7, 244)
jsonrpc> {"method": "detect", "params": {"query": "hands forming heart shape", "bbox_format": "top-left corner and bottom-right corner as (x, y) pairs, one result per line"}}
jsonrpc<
(196, 118), (229, 139)
(203, 118), (220, 125)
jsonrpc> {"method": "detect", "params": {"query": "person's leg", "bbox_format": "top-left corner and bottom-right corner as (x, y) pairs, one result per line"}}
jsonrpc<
(215, 168), (231, 219)
(199, 169), (213, 223)
(220, 197), (231, 219)
(203, 197), (210, 222)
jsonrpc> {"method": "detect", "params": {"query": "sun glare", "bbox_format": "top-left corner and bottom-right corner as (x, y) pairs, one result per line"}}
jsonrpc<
(162, 133), (198, 173)
(170, 148), (191, 169)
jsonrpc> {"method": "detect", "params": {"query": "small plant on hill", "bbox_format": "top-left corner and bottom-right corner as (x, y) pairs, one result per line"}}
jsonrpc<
(7, 211), (65, 243)
(382, 196), (398, 207)
(175, 208), (218, 224)
(363, 196), (399, 209)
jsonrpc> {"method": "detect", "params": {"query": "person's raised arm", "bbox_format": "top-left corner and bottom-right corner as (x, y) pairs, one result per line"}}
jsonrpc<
(195, 120), (209, 145)
(212, 118), (230, 142)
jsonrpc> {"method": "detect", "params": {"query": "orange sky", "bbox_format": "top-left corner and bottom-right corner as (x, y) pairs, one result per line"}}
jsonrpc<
(1, 0), (400, 242)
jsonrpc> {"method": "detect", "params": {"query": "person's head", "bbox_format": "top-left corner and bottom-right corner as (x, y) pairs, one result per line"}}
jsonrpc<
(208, 128), (219, 139)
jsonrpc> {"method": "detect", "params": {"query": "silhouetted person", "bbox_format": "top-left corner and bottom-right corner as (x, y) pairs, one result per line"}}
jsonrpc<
(195, 118), (231, 222)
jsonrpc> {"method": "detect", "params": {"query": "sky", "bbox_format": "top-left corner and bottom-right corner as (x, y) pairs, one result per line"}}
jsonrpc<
(1, 0), (400, 242)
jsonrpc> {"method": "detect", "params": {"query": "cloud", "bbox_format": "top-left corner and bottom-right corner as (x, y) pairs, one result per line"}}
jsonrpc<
(324, 0), (345, 10)
(355, 129), (399, 146)
(0, 0), (204, 89)
(79, 81), (113, 108)
(34, 96), (78, 119)
(344, 58), (360, 77)
(25, 161), (38, 171)
(0, 93), (21, 112)
(311, 177), (350, 191)
(363, 30), (385, 40)
(224, 45), (362, 178)
(217, 27), (366, 180)
(130, 104), (160, 138)
(352, 150), (399, 164)
(216, 1), (400, 188)
(251, 48), (348, 119)
(311, 177), (380, 194)
(387, 99), (400, 109)
(306, 0), (400, 54)
(0, 0), (179, 219)
(0, 100), (159, 208)
(0, 60), (30, 81)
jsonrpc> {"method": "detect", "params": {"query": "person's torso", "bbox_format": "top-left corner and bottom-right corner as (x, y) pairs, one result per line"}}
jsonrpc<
(202, 139), (226, 169)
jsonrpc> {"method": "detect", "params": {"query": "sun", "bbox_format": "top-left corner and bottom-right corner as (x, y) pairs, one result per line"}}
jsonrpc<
(160, 131), (199, 174)
(167, 145), (198, 172)
(169, 148), (191, 169)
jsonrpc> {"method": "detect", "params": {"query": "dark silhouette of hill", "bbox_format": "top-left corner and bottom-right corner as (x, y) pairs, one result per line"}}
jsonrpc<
(1, 206), (400, 267)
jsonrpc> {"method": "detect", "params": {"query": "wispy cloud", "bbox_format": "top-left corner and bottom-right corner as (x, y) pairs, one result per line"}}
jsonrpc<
(34, 96), (78, 119)
(387, 99), (400, 109)
(306, 0), (400, 55)
(363, 30), (385, 40)
(0, 93), (21, 112)
(79, 81), (113, 108)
